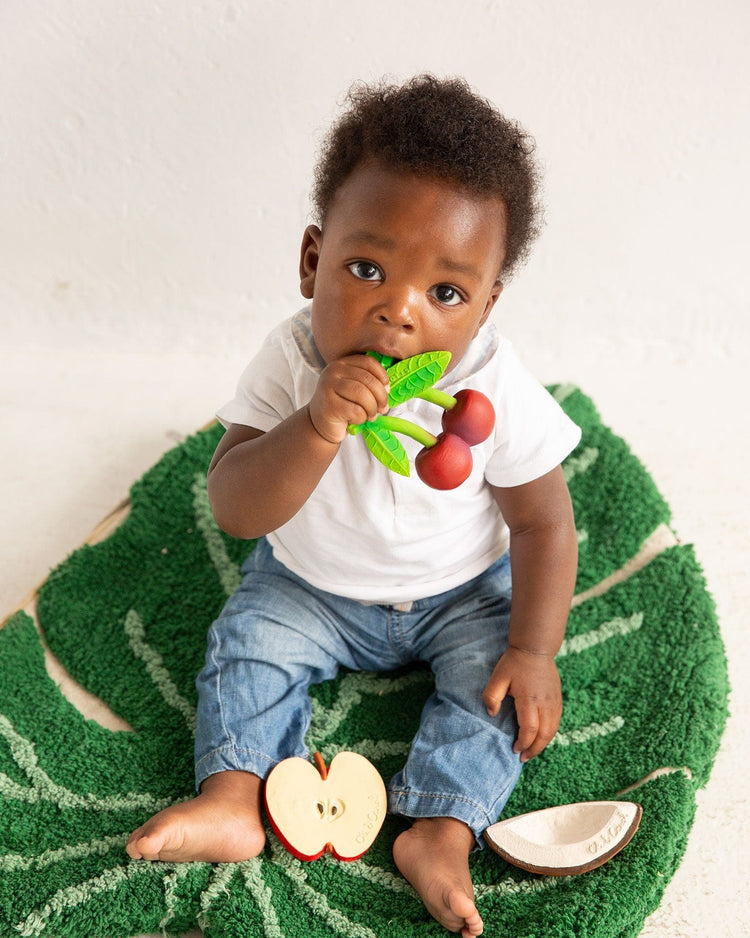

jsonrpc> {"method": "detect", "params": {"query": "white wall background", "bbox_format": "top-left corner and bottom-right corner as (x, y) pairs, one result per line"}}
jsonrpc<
(1, 2), (749, 935)
(2, 0), (748, 358)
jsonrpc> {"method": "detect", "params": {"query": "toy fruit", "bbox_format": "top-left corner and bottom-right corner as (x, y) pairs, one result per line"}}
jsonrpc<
(264, 751), (387, 862)
(414, 432), (473, 490)
(441, 388), (496, 446)
(484, 800), (643, 876)
(347, 351), (495, 489)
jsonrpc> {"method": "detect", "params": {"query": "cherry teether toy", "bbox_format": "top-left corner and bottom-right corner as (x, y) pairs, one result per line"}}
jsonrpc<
(347, 351), (495, 490)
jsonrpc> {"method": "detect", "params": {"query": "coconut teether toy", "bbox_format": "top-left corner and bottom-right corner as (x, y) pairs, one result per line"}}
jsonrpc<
(484, 800), (643, 876)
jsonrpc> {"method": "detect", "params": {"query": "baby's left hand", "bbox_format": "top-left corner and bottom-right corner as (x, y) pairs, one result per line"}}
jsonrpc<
(482, 647), (562, 763)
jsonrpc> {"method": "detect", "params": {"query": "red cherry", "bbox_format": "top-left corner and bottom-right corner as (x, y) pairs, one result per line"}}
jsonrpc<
(415, 433), (473, 490)
(441, 389), (495, 446)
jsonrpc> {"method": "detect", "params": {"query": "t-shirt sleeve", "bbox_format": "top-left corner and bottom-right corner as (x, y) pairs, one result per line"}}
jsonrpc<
(215, 325), (297, 431)
(483, 343), (581, 488)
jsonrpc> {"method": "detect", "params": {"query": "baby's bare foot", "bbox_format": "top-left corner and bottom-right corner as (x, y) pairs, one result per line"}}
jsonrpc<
(126, 770), (265, 863)
(393, 817), (483, 937)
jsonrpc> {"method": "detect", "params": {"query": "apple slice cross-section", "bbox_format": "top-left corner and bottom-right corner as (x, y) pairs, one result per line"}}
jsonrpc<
(264, 751), (388, 861)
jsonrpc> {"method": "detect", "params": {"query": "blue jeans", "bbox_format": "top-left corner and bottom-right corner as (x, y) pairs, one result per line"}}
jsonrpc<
(194, 538), (521, 844)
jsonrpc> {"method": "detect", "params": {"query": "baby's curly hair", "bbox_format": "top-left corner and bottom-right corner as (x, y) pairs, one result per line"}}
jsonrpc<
(312, 75), (543, 279)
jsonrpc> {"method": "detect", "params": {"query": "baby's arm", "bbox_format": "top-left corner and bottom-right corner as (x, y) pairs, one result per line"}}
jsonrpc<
(483, 466), (578, 762)
(207, 354), (390, 538)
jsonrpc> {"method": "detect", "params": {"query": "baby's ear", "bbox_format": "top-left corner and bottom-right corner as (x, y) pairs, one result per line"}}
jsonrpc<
(299, 225), (323, 299)
(476, 281), (503, 334)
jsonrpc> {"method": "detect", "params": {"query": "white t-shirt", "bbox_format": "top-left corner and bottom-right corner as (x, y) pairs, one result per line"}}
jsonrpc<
(217, 308), (581, 603)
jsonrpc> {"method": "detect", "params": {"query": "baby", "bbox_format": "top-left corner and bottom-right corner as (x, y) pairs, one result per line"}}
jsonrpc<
(127, 75), (581, 938)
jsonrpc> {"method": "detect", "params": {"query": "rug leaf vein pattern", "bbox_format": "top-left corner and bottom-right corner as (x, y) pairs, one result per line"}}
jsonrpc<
(0, 714), (171, 814)
(124, 609), (197, 734)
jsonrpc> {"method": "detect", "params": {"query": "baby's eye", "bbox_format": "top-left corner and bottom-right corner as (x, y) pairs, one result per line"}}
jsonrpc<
(348, 261), (383, 281)
(430, 284), (463, 306)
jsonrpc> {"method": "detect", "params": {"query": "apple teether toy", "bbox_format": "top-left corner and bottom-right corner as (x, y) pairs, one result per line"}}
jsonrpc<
(347, 351), (495, 490)
(264, 751), (387, 861)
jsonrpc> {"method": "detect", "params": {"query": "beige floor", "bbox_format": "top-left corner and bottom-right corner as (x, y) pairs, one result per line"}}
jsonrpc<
(1, 339), (748, 937)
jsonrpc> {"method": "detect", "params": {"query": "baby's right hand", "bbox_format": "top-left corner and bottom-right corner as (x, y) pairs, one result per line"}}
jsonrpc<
(308, 355), (390, 445)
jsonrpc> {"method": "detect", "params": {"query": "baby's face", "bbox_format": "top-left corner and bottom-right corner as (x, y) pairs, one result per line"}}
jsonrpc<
(300, 161), (507, 370)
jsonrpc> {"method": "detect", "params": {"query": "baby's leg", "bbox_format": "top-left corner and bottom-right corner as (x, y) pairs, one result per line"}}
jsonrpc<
(128, 541), (350, 864)
(126, 770), (265, 863)
(388, 554), (519, 934)
(393, 817), (483, 938)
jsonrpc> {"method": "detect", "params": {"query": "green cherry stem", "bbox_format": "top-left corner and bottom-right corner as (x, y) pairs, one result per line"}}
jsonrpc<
(348, 414), (437, 448)
(376, 415), (437, 448)
(416, 388), (456, 411)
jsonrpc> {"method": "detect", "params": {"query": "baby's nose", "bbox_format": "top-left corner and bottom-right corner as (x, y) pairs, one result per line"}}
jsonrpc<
(375, 288), (417, 329)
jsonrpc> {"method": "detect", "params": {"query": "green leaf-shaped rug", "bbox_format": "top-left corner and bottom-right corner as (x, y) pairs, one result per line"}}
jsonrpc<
(0, 386), (728, 938)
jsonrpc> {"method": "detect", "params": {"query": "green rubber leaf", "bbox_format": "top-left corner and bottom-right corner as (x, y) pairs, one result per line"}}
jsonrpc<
(362, 421), (411, 476)
(386, 351), (451, 407)
(367, 351), (396, 368)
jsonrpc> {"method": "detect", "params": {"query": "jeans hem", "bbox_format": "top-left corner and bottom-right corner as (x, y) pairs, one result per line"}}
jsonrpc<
(387, 788), (496, 849)
(194, 745), (277, 791)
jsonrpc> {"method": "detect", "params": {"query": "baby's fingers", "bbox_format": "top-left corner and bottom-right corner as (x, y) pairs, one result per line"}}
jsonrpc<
(311, 358), (390, 441)
(513, 701), (559, 763)
(512, 699), (539, 761)
(482, 674), (510, 719)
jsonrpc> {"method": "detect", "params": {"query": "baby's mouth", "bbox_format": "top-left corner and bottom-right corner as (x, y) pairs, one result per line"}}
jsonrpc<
(366, 350), (401, 367)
